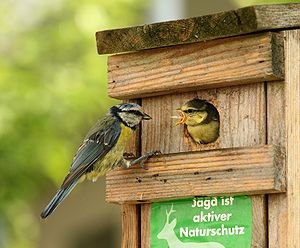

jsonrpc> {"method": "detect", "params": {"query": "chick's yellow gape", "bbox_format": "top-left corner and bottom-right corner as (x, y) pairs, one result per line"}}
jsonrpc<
(41, 103), (152, 219)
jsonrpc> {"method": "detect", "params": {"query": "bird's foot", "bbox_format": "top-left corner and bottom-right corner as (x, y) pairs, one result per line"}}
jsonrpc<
(122, 150), (161, 169)
(137, 150), (161, 169)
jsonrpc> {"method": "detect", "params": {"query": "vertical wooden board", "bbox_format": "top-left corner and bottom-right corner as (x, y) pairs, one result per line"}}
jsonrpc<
(268, 30), (300, 248)
(141, 89), (220, 154)
(141, 83), (267, 247)
(141, 83), (266, 154)
(268, 194), (287, 248)
(217, 84), (267, 248)
(141, 204), (151, 248)
(267, 81), (287, 248)
(121, 204), (140, 248)
(284, 30), (300, 248)
(251, 196), (267, 248)
(217, 84), (266, 147)
(285, 29), (300, 248)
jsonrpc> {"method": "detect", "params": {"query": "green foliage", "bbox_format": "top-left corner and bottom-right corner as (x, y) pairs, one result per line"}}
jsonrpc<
(0, 0), (144, 247)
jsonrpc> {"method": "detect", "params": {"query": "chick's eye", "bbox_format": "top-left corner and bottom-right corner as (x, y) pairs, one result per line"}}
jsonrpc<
(184, 109), (196, 114)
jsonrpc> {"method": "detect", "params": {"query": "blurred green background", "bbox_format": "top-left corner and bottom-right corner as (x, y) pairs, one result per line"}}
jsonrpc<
(0, 0), (298, 247)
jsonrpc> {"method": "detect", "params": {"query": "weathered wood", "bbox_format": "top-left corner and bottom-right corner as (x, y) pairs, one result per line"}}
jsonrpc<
(268, 29), (300, 248)
(139, 84), (266, 154)
(251, 196), (268, 248)
(141, 204), (151, 248)
(285, 29), (300, 247)
(106, 145), (284, 203)
(140, 83), (268, 247)
(217, 85), (268, 248)
(107, 32), (284, 99)
(267, 80), (287, 248)
(284, 31), (300, 248)
(121, 204), (140, 248)
(96, 3), (300, 54)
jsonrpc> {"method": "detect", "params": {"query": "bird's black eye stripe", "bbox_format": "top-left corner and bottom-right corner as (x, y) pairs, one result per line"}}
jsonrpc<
(183, 109), (197, 114)
(127, 110), (144, 116)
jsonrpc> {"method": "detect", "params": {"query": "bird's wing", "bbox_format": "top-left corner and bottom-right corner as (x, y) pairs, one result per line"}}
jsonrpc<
(61, 116), (121, 189)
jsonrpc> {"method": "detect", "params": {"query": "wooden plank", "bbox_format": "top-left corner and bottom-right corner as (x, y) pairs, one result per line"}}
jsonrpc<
(107, 32), (284, 99)
(106, 145), (284, 203)
(267, 80), (287, 248)
(216, 84), (268, 248)
(251, 196), (267, 248)
(121, 204), (140, 248)
(249, 4), (300, 30)
(268, 29), (300, 248)
(139, 84), (266, 154)
(285, 30), (300, 248)
(96, 3), (300, 54)
(140, 83), (268, 247)
(141, 204), (151, 248)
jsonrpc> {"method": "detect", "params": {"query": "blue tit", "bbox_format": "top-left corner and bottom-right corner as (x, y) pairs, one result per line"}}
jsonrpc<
(176, 98), (220, 144)
(41, 103), (153, 219)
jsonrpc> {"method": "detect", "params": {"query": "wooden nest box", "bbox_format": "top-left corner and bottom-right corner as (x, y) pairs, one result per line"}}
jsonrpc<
(96, 3), (300, 248)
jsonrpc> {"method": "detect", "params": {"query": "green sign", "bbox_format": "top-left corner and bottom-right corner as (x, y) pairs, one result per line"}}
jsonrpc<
(151, 196), (252, 248)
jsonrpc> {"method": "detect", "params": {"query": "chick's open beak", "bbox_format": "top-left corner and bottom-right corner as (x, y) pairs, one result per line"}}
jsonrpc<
(142, 112), (152, 120)
(175, 109), (187, 125)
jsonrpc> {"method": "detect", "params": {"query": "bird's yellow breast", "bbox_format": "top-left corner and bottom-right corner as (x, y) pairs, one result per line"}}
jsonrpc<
(187, 120), (219, 144)
(85, 124), (134, 182)
(116, 124), (134, 146)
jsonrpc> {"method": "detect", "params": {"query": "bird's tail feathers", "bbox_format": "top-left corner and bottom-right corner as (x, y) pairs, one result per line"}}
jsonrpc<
(40, 180), (78, 219)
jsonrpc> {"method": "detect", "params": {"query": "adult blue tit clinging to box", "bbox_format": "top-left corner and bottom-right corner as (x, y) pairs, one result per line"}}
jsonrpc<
(176, 98), (220, 144)
(41, 103), (155, 219)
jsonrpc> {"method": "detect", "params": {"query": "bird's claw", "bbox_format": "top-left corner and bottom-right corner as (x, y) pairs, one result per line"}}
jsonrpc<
(139, 150), (161, 169)
(122, 150), (161, 170)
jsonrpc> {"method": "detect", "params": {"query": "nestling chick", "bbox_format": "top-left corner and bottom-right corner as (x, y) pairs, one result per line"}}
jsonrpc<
(41, 103), (155, 219)
(176, 98), (220, 144)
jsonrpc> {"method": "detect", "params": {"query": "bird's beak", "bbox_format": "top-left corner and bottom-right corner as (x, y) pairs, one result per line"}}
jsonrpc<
(176, 109), (187, 125)
(142, 112), (152, 120)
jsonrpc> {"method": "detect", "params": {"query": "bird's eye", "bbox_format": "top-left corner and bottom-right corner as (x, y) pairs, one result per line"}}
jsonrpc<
(128, 110), (143, 116)
(184, 109), (196, 114)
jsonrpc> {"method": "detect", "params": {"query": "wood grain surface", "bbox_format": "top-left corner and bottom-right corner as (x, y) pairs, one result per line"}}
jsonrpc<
(121, 204), (140, 248)
(267, 29), (300, 248)
(140, 83), (266, 154)
(106, 145), (284, 203)
(107, 33), (284, 99)
(284, 29), (300, 248)
(141, 204), (151, 248)
(139, 83), (269, 247)
(267, 80), (286, 248)
(96, 3), (300, 54)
